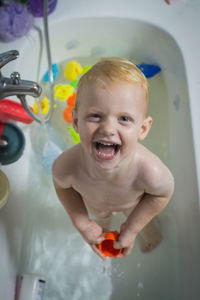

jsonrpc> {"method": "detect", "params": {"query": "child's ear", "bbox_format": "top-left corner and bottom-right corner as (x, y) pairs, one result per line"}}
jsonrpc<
(72, 108), (79, 133)
(138, 116), (152, 141)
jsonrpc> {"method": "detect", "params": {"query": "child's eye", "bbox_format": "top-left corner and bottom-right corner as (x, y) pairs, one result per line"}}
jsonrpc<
(119, 116), (131, 122)
(87, 113), (101, 121)
(92, 114), (101, 118)
(91, 113), (101, 119)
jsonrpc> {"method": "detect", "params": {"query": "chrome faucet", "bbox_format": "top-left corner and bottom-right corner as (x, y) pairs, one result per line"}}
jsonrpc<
(0, 50), (42, 99)
(0, 50), (44, 122)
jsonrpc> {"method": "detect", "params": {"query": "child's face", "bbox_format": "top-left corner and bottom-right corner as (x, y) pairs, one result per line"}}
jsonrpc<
(73, 79), (152, 170)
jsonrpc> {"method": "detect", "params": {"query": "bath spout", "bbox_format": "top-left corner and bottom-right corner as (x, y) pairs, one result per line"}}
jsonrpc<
(0, 50), (46, 123)
(0, 71), (42, 99)
(0, 50), (42, 100)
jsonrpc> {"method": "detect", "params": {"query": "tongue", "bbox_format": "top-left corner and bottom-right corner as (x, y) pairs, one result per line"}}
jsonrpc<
(98, 144), (115, 155)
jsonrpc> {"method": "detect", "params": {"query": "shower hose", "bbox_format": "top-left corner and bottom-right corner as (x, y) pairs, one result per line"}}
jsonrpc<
(18, 0), (54, 123)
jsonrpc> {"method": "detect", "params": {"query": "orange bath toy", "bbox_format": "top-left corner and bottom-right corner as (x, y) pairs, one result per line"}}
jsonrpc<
(63, 92), (76, 124)
(67, 92), (76, 107)
(63, 106), (72, 123)
(97, 231), (123, 258)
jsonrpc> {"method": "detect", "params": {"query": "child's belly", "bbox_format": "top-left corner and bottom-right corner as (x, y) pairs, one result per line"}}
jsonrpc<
(83, 195), (141, 218)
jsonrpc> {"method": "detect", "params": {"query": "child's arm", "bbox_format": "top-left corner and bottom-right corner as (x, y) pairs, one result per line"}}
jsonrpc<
(52, 148), (106, 259)
(53, 180), (106, 260)
(114, 166), (174, 257)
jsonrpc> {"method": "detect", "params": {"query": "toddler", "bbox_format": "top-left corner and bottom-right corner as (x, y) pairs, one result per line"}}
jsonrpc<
(52, 57), (174, 260)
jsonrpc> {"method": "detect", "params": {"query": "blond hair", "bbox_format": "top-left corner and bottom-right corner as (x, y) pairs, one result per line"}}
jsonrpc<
(75, 57), (149, 113)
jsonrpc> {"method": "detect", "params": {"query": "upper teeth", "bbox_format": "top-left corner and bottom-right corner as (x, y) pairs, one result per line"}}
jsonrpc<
(99, 142), (114, 146)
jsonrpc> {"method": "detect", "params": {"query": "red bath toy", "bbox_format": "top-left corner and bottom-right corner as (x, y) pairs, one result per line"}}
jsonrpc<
(97, 231), (123, 258)
(0, 98), (33, 124)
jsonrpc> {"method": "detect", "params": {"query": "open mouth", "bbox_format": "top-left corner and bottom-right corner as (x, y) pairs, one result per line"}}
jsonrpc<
(94, 141), (120, 160)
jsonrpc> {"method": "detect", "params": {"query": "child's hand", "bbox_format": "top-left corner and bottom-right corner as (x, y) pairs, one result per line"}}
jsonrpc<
(80, 220), (107, 261)
(114, 223), (137, 258)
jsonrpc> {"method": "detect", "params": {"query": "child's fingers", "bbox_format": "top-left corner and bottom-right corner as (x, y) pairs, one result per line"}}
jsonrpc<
(89, 234), (104, 245)
(115, 246), (132, 259)
(96, 236), (105, 244)
(82, 229), (105, 245)
(114, 240), (134, 258)
(119, 246), (132, 257)
(114, 241), (122, 249)
(91, 244), (107, 261)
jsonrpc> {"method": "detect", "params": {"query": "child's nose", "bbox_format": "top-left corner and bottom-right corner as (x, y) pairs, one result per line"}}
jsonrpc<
(99, 119), (115, 136)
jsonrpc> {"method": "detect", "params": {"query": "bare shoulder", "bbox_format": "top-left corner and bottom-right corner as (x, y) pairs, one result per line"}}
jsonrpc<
(52, 144), (81, 189)
(137, 144), (174, 197)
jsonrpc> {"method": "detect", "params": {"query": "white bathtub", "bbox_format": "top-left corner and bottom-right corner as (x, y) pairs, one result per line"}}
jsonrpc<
(1, 1), (200, 299)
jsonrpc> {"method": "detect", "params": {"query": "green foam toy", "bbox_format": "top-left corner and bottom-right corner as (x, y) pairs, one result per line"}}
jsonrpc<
(68, 125), (80, 144)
